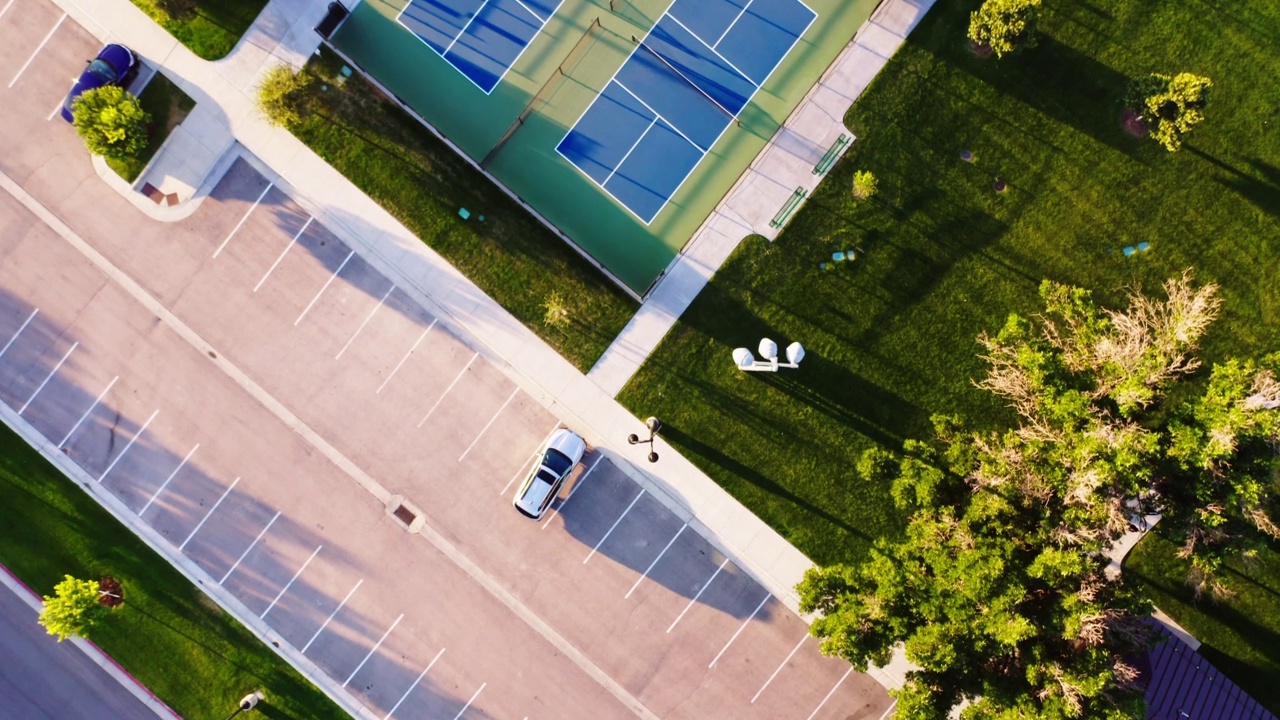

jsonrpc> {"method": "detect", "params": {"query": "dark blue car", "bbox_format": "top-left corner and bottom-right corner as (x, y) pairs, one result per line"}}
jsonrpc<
(60, 43), (140, 123)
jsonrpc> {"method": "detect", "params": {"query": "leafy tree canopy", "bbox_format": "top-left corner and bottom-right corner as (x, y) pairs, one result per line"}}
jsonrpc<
(38, 575), (108, 642)
(1126, 73), (1212, 152)
(968, 0), (1042, 59)
(72, 86), (150, 161)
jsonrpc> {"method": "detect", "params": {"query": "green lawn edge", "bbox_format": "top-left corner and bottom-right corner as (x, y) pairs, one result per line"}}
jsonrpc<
(124, 0), (268, 61)
(107, 71), (196, 183)
(0, 419), (351, 720)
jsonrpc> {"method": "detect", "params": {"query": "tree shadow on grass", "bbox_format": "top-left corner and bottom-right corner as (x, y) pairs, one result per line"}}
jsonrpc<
(1191, 149), (1280, 221)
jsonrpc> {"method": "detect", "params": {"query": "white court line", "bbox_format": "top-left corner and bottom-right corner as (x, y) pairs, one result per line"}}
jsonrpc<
(302, 579), (362, 653)
(664, 13), (757, 90)
(603, 114), (660, 186)
(98, 409), (158, 483)
(458, 387), (519, 462)
(0, 0), (17, 22)
(626, 523), (686, 599)
(0, 308), (37, 359)
(59, 375), (117, 447)
(451, 683), (486, 720)
(751, 634), (806, 703)
(667, 558), (728, 633)
(384, 647), (445, 720)
(9, 13), (65, 88)
(712, 0), (755, 48)
(499, 424), (560, 496)
(139, 443), (199, 515)
(541, 454), (602, 530)
(336, 283), (394, 359)
(709, 592), (770, 668)
(584, 489), (644, 564)
(344, 613), (404, 687)
(180, 476), (238, 551)
(295, 250), (354, 326)
(19, 341), (77, 414)
(417, 352), (478, 427)
(213, 183), (272, 258)
(253, 216), (313, 292)
(261, 545), (322, 619)
(376, 320), (436, 394)
(805, 667), (854, 720)
(442, 0), (494, 55)
(219, 511), (280, 585)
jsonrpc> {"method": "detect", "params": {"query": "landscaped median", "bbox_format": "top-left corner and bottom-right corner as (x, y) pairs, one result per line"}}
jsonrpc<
(0, 420), (350, 720)
(125, 0), (267, 61)
(106, 70), (196, 183)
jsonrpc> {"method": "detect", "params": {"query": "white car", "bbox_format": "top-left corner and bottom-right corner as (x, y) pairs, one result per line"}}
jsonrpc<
(512, 429), (586, 519)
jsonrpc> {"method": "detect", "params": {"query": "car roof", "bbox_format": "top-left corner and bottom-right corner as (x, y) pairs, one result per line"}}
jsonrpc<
(545, 429), (586, 464)
(514, 469), (558, 517)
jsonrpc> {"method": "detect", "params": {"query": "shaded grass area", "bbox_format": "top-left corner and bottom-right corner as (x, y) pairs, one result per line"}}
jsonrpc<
(125, 0), (266, 60)
(107, 71), (196, 183)
(1126, 532), (1280, 715)
(0, 422), (349, 720)
(289, 48), (637, 372)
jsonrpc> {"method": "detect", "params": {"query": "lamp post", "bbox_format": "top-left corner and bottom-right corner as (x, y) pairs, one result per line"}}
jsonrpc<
(627, 416), (661, 463)
(733, 338), (804, 372)
(224, 691), (264, 720)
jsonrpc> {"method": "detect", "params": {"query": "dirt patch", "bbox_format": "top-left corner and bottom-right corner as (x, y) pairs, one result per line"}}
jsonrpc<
(1121, 108), (1149, 138)
(98, 577), (124, 607)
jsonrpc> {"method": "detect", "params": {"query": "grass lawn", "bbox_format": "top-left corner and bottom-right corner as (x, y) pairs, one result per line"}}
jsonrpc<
(289, 49), (637, 372)
(107, 71), (196, 183)
(0, 420), (349, 720)
(126, 0), (266, 61)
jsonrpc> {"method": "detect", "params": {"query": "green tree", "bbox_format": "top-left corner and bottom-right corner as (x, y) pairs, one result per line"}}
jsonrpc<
(851, 170), (879, 201)
(72, 86), (150, 161)
(38, 575), (109, 642)
(968, 0), (1042, 59)
(255, 63), (313, 129)
(1126, 73), (1212, 152)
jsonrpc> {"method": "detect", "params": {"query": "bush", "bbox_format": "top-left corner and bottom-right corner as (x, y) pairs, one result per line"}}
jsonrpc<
(1126, 72), (1213, 152)
(968, 0), (1042, 58)
(255, 64), (312, 128)
(72, 86), (151, 161)
(38, 576), (108, 642)
(851, 170), (878, 200)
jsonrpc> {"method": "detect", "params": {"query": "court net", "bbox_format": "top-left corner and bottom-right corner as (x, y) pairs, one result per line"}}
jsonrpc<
(636, 40), (739, 126)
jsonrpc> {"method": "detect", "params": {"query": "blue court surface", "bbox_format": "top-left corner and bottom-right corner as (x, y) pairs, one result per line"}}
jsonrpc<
(397, 0), (564, 93)
(556, 0), (816, 224)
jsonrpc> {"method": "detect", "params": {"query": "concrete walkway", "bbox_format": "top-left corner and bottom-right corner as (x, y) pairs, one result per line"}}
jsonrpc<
(587, 0), (938, 396)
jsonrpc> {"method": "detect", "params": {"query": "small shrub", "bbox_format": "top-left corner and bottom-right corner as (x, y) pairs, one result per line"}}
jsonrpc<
(543, 292), (570, 329)
(155, 0), (195, 20)
(72, 86), (151, 161)
(39, 576), (109, 642)
(857, 447), (898, 484)
(255, 64), (312, 128)
(1126, 72), (1212, 152)
(851, 170), (878, 201)
(968, 0), (1042, 59)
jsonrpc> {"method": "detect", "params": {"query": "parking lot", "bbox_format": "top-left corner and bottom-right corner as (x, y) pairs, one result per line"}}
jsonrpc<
(0, 2), (890, 719)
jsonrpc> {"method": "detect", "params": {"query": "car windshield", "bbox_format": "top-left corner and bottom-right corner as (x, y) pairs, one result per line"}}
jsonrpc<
(87, 58), (118, 83)
(542, 449), (573, 476)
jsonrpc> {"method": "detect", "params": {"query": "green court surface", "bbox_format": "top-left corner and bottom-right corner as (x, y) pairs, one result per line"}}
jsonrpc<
(332, 0), (877, 295)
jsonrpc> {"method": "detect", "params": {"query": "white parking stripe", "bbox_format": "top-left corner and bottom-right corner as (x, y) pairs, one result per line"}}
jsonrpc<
(751, 635), (806, 703)
(336, 283), (394, 359)
(499, 424), (559, 496)
(59, 375), (117, 447)
(451, 683), (486, 720)
(668, 558), (728, 633)
(19, 341), (77, 414)
(219, 511), (280, 585)
(875, 700), (899, 720)
(584, 489), (644, 564)
(384, 647), (445, 720)
(179, 476), (238, 551)
(709, 592), (770, 668)
(8, 13), (65, 88)
(302, 579), (362, 653)
(47, 98), (65, 121)
(0, 0), (17, 22)
(261, 545), (322, 619)
(458, 387), (519, 462)
(626, 523), (686, 599)
(253, 216), (313, 292)
(541, 454), (602, 530)
(295, 250), (354, 326)
(139, 442), (199, 515)
(213, 183), (272, 258)
(377, 321), (436, 394)
(98, 409), (158, 482)
(805, 667), (854, 720)
(343, 613), (403, 687)
(417, 352), (478, 427)
(0, 308), (37, 359)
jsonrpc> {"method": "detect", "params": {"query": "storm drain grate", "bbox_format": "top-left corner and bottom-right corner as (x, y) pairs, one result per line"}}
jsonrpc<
(392, 504), (417, 527)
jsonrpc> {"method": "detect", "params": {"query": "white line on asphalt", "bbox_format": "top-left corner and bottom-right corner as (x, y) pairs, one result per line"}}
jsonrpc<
(219, 511), (280, 585)
(458, 387), (519, 462)
(0, 0), (17, 22)
(668, 558), (729, 633)
(213, 183), (272, 258)
(805, 667), (854, 720)
(47, 97), (65, 121)
(0, 308), (37, 359)
(179, 476), (238, 551)
(336, 283), (394, 359)
(261, 545), (322, 619)
(709, 592), (770, 668)
(584, 489), (644, 564)
(19, 341), (77, 414)
(295, 250), (354, 326)
(626, 523), (686, 599)
(541, 454), (602, 530)
(8, 13), (65, 88)
(416, 352), (478, 427)
(451, 683), (486, 720)
(499, 424), (559, 496)
(59, 375), (117, 447)
(377, 320), (436, 394)
(98, 409), (158, 483)
(302, 579), (363, 654)
(384, 647), (445, 720)
(875, 699), (898, 720)
(751, 634), (807, 703)
(138, 442), (199, 515)
(343, 613), (404, 687)
(253, 216), (313, 292)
